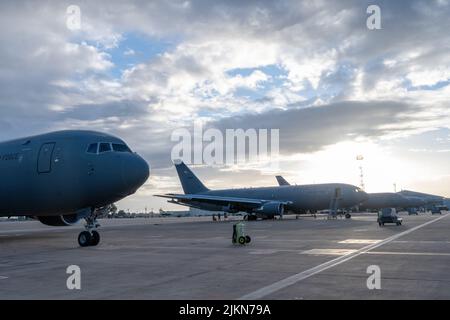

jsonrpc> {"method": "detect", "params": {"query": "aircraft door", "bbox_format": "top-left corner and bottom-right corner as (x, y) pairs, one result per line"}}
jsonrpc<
(334, 187), (342, 199)
(37, 142), (56, 173)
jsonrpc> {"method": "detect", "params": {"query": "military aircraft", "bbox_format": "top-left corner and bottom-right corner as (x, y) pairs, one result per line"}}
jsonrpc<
(0, 130), (150, 246)
(398, 190), (445, 207)
(359, 192), (425, 210)
(275, 176), (426, 211)
(156, 161), (368, 220)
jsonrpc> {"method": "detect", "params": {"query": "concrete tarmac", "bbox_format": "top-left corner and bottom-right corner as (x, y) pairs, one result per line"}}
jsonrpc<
(1, 212), (449, 299)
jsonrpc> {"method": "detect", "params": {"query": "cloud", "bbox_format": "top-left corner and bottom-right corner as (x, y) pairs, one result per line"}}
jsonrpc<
(123, 48), (136, 56)
(211, 100), (427, 153)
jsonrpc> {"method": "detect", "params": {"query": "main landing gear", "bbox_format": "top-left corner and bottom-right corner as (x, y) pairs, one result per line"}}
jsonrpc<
(244, 214), (258, 221)
(78, 210), (101, 247)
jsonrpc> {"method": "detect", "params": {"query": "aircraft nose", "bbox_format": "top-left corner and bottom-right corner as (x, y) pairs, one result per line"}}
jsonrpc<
(121, 155), (150, 192)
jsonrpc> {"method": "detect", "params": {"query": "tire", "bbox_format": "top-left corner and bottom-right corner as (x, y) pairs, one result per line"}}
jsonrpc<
(78, 231), (92, 247)
(238, 236), (246, 245)
(345, 213), (351, 219)
(378, 222), (382, 227)
(90, 231), (100, 246)
(245, 236), (251, 243)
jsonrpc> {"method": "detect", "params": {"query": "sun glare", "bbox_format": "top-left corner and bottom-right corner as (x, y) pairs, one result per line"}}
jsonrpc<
(292, 141), (415, 192)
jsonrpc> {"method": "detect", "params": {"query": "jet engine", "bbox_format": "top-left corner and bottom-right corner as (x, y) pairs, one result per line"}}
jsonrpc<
(37, 213), (84, 226)
(256, 202), (285, 216)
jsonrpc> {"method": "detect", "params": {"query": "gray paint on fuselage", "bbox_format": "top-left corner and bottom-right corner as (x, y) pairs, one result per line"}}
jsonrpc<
(360, 192), (425, 210)
(0, 130), (149, 217)
(398, 190), (444, 206)
(187, 183), (366, 212)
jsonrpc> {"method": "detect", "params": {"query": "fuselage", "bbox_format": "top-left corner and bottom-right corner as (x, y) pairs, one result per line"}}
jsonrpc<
(398, 190), (444, 206)
(190, 183), (367, 213)
(0, 130), (149, 217)
(360, 192), (426, 210)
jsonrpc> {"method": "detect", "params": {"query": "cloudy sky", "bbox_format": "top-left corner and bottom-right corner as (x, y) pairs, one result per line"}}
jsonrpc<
(1, 0), (449, 211)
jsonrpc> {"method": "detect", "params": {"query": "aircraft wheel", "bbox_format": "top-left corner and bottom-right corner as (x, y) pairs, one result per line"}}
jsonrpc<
(78, 231), (92, 247)
(245, 236), (251, 243)
(238, 236), (246, 245)
(90, 231), (101, 246)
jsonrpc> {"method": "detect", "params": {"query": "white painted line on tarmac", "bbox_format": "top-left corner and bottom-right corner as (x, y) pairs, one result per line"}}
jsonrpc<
(239, 213), (448, 300)
(367, 251), (450, 256)
(249, 249), (281, 255)
(301, 249), (358, 256)
(0, 276), (8, 280)
(339, 239), (381, 244)
(393, 240), (450, 244)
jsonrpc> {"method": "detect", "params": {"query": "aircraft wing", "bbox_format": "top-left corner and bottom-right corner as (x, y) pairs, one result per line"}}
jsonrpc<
(155, 193), (291, 211)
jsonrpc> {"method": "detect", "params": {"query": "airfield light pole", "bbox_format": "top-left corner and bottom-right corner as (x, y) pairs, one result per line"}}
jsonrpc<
(356, 155), (365, 191)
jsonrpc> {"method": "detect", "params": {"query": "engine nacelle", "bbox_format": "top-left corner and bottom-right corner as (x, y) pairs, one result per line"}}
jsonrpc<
(37, 213), (82, 226)
(256, 202), (285, 216)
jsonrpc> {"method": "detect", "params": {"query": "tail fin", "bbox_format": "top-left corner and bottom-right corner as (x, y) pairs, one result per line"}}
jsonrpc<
(174, 160), (209, 194)
(276, 175), (290, 186)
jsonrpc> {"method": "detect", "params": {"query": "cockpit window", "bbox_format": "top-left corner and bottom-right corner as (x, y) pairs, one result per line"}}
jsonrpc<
(112, 143), (132, 153)
(87, 142), (132, 155)
(99, 143), (112, 153)
(87, 143), (98, 154)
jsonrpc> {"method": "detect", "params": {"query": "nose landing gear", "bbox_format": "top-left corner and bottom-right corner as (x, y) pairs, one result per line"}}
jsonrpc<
(78, 210), (101, 247)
